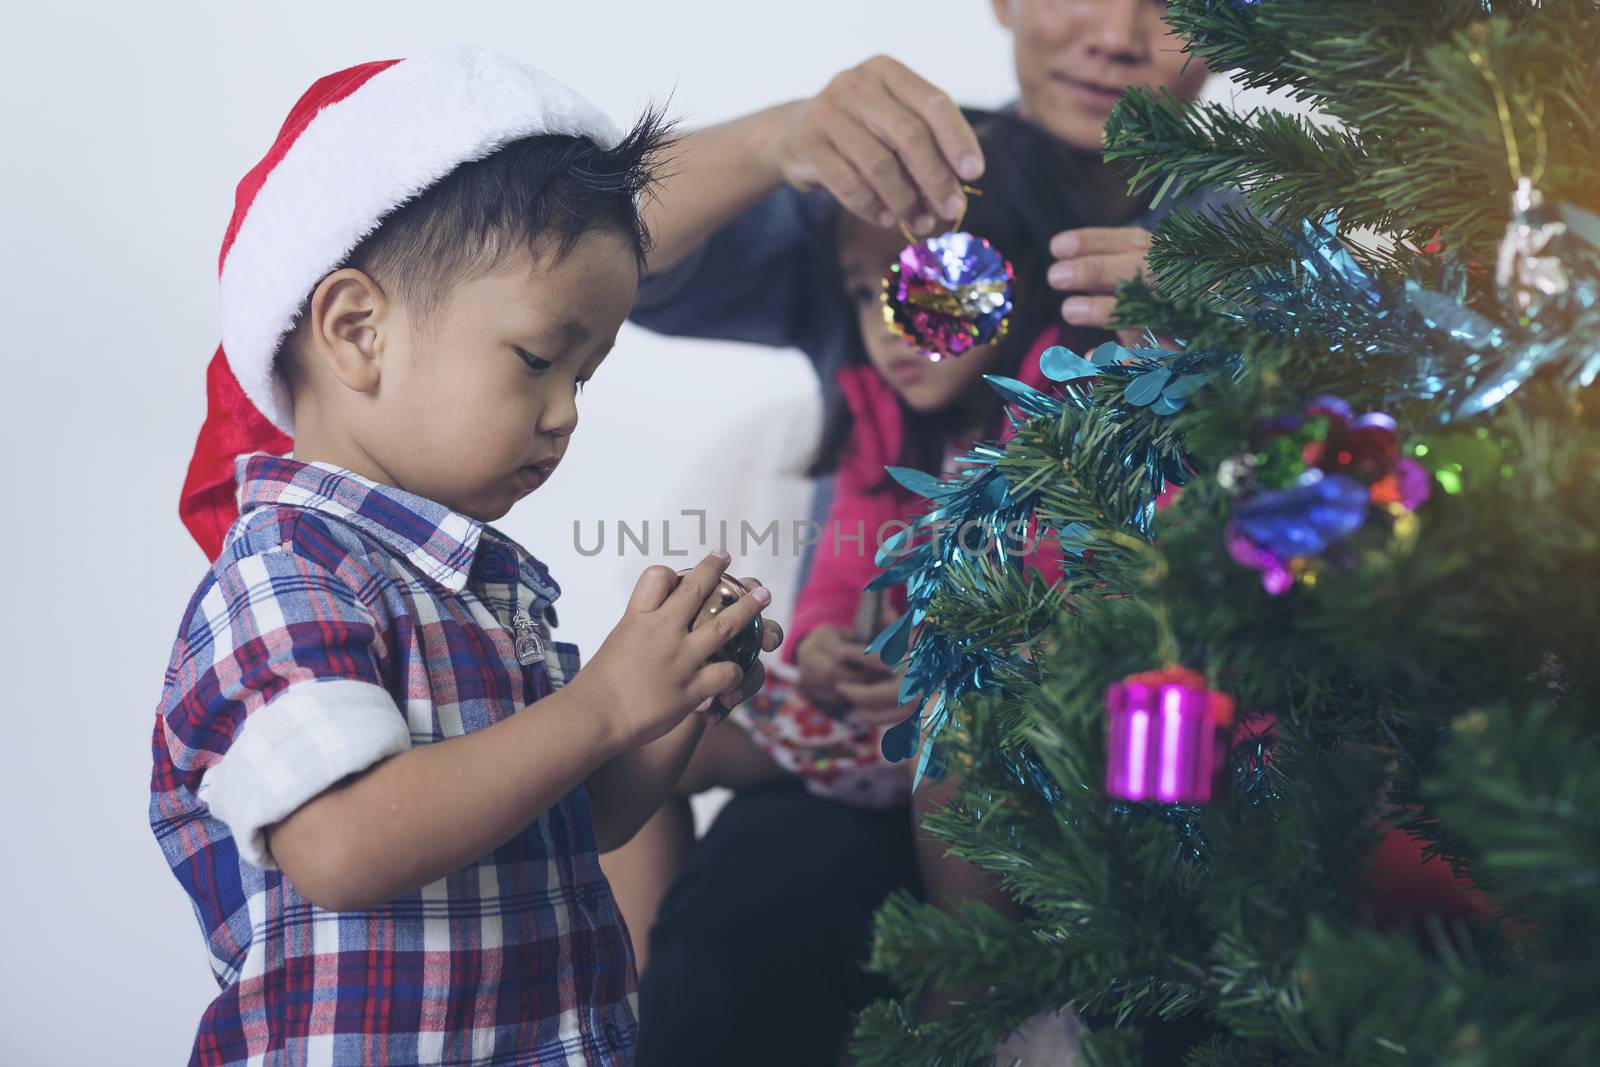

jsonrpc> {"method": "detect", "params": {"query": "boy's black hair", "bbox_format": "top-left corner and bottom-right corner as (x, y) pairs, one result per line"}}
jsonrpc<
(276, 107), (674, 381)
(808, 108), (1135, 481)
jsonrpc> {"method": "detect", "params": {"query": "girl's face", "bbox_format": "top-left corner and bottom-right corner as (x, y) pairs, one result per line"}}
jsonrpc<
(836, 211), (1006, 419)
(993, 0), (1211, 153)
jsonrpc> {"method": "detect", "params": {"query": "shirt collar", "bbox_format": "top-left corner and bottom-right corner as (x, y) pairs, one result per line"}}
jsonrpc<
(235, 452), (487, 593)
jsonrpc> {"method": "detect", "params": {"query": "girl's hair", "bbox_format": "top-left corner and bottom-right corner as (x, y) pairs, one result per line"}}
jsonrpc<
(807, 108), (1117, 479)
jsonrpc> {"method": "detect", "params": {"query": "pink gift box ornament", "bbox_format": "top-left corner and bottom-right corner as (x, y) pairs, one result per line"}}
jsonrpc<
(1105, 666), (1236, 805)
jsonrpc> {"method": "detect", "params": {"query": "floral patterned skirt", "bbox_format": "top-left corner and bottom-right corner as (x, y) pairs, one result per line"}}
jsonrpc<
(729, 663), (911, 810)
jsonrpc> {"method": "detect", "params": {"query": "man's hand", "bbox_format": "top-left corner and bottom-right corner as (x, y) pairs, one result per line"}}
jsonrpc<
(1049, 226), (1155, 346)
(768, 55), (984, 235)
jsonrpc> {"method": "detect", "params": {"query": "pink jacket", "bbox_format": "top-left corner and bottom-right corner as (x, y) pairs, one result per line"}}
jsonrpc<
(784, 325), (1082, 664)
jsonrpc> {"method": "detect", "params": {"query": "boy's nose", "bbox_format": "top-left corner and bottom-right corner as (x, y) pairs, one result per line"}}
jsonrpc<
(538, 396), (580, 438)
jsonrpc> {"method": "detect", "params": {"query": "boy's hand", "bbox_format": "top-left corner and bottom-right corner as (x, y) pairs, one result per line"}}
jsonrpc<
(1048, 226), (1157, 347)
(578, 552), (772, 749)
(795, 624), (897, 713)
(769, 55), (984, 236)
(713, 577), (785, 712)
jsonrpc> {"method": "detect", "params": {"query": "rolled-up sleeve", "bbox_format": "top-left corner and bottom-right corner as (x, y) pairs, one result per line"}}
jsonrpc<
(164, 544), (411, 869)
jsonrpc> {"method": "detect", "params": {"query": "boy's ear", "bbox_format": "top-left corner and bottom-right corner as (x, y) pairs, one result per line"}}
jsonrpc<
(990, 0), (1012, 30)
(303, 268), (391, 394)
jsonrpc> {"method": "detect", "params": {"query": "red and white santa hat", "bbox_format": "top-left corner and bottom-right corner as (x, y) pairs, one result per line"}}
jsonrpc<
(180, 47), (622, 559)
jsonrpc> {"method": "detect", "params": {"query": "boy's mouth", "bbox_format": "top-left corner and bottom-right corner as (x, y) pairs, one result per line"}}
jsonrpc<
(515, 457), (560, 490)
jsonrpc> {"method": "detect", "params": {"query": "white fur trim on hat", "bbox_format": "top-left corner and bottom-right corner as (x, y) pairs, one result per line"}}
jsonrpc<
(218, 47), (623, 434)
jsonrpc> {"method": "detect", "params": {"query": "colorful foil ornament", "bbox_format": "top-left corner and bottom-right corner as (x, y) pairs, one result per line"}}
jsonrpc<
(1105, 666), (1236, 805)
(1222, 396), (1432, 594)
(882, 231), (1014, 360)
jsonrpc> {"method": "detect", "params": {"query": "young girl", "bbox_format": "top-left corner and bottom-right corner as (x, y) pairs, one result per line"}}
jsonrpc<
(606, 110), (1101, 968)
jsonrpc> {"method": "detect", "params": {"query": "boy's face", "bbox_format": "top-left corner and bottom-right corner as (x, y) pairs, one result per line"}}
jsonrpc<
(358, 231), (638, 522)
(993, 0), (1211, 153)
(836, 212), (1005, 416)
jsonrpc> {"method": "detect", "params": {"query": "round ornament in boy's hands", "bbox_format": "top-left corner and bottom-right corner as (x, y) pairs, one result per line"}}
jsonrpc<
(675, 569), (765, 673)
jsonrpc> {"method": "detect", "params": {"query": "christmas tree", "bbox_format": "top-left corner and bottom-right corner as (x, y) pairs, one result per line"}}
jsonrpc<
(853, 1), (1600, 1063)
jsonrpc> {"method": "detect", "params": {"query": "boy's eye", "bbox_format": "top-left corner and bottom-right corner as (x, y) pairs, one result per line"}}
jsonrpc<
(848, 285), (877, 308)
(515, 347), (552, 372)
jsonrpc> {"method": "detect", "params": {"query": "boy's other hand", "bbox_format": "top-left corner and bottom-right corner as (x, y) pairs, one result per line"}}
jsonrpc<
(795, 624), (896, 713)
(578, 552), (772, 750)
(1049, 226), (1157, 346)
(769, 55), (984, 236)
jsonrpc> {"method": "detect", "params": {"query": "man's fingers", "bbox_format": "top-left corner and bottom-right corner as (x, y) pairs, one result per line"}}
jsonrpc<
(877, 57), (984, 184)
(626, 565), (679, 615)
(1049, 226), (1153, 259)
(1047, 252), (1149, 293)
(826, 113), (926, 227)
(1061, 295), (1120, 327)
(806, 135), (898, 228)
(856, 83), (966, 224)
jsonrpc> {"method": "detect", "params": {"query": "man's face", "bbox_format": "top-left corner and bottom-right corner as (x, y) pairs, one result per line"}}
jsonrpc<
(993, 0), (1211, 151)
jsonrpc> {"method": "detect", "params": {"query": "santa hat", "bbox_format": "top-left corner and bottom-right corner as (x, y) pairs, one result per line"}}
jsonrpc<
(180, 47), (622, 559)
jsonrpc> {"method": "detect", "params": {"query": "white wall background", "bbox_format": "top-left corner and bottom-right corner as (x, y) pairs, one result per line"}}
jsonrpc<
(0, 3), (1276, 1062)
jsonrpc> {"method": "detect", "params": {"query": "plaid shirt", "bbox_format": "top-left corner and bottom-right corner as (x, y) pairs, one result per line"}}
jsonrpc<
(150, 453), (637, 1066)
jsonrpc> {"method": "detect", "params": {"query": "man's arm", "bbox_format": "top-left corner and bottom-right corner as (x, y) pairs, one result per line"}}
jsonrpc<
(643, 104), (796, 274)
(643, 57), (984, 277)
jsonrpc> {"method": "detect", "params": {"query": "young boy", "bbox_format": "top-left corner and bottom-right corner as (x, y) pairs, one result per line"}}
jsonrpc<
(150, 48), (779, 1066)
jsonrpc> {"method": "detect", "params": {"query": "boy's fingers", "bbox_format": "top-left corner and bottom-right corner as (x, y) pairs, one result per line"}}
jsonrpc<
(663, 551), (732, 624)
(689, 661), (747, 706)
(878, 57), (984, 184)
(760, 618), (785, 653)
(626, 565), (679, 614)
(687, 582), (772, 659)
(1049, 226), (1153, 259)
(718, 660), (768, 709)
(1047, 252), (1148, 294)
